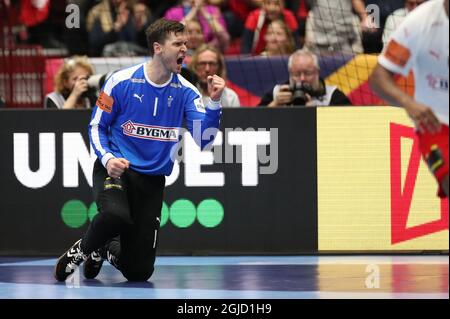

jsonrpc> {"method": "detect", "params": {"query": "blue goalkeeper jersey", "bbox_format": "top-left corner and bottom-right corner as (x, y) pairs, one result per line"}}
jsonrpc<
(89, 62), (222, 175)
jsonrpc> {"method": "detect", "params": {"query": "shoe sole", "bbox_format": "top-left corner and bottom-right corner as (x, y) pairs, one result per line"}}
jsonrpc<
(54, 252), (68, 282)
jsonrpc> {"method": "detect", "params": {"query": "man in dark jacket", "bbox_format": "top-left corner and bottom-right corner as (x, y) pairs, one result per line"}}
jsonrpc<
(259, 49), (352, 107)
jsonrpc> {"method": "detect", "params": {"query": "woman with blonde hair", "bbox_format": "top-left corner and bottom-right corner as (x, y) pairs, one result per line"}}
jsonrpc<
(45, 56), (96, 109)
(184, 19), (206, 65)
(261, 19), (295, 56)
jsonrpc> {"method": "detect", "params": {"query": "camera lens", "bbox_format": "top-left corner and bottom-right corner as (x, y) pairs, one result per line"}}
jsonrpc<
(290, 82), (308, 106)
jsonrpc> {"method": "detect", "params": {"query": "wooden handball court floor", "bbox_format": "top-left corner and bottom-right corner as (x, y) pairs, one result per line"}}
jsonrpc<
(0, 255), (448, 299)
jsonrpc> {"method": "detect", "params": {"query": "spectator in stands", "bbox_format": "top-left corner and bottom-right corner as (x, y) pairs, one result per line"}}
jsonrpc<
(361, 0), (404, 53)
(86, 0), (151, 56)
(305, 0), (375, 54)
(260, 19), (295, 56)
(189, 44), (240, 107)
(143, 0), (178, 24)
(382, 0), (426, 47)
(9, 0), (67, 49)
(184, 19), (206, 65)
(225, 0), (262, 39)
(165, 0), (230, 52)
(259, 49), (352, 107)
(44, 56), (96, 109)
(241, 0), (300, 55)
(285, 0), (309, 46)
(64, 0), (95, 55)
(134, 1), (153, 49)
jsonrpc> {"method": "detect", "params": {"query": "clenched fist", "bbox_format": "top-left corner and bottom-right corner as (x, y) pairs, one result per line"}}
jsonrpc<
(207, 75), (225, 102)
(106, 158), (130, 178)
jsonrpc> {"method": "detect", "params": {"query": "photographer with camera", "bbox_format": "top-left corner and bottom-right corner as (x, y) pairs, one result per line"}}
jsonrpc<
(258, 49), (352, 107)
(44, 56), (97, 109)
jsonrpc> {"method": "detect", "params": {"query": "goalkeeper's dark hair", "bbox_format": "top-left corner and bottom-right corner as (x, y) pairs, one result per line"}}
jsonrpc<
(146, 18), (185, 57)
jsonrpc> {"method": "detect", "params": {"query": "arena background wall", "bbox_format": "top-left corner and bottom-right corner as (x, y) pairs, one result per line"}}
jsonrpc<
(1, 53), (414, 108)
(0, 107), (447, 256)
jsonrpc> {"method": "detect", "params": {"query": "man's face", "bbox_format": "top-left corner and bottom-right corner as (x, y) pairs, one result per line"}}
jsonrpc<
(195, 50), (220, 83)
(158, 32), (188, 74)
(263, 0), (283, 21)
(289, 56), (319, 89)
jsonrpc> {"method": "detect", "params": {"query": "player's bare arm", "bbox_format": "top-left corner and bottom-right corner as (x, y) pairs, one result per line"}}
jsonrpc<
(369, 65), (441, 134)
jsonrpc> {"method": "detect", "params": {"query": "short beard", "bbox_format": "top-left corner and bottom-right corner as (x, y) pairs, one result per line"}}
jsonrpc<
(161, 54), (175, 73)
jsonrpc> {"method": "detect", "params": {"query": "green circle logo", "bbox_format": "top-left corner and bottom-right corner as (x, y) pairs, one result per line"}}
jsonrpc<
(61, 200), (88, 228)
(88, 202), (98, 221)
(160, 202), (169, 227)
(197, 199), (224, 228)
(61, 199), (225, 229)
(169, 199), (196, 228)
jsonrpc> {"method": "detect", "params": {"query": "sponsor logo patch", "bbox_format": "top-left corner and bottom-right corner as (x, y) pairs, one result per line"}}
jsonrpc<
(194, 97), (206, 113)
(121, 120), (179, 142)
(426, 74), (449, 92)
(96, 91), (114, 113)
(384, 39), (411, 68)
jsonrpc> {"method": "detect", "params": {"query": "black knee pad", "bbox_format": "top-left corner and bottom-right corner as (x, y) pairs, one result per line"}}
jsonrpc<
(122, 266), (154, 282)
(426, 145), (444, 174)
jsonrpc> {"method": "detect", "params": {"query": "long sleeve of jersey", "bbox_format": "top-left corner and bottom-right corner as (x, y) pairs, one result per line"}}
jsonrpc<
(88, 75), (121, 168)
(184, 88), (222, 150)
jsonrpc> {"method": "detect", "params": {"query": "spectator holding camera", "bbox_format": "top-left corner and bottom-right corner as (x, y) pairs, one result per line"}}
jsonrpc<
(259, 49), (352, 107)
(44, 56), (96, 109)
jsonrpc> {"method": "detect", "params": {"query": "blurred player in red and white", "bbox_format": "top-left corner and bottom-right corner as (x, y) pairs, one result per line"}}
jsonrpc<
(370, 0), (449, 198)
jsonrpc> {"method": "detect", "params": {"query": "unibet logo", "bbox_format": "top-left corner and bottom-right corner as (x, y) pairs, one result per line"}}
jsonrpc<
(60, 199), (224, 229)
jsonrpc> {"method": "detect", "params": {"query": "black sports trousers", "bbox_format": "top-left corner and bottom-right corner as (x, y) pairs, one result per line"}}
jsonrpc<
(81, 159), (165, 281)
